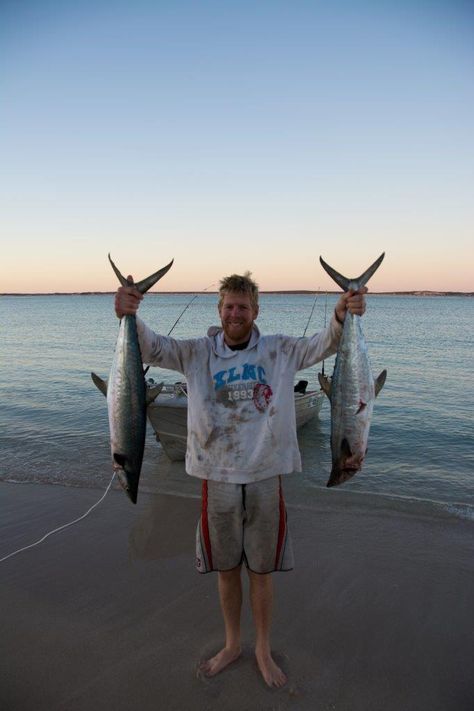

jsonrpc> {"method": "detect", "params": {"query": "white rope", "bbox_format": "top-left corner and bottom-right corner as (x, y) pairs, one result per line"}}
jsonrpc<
(0, 472), (116, 564)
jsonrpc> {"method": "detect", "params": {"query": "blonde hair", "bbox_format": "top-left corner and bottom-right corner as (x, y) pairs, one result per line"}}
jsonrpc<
(218, 271), (259, 309)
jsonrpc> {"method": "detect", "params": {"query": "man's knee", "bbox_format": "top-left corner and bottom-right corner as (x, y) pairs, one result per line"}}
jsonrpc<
(218, 566), (242, 583)
(247, 570), (272, 590)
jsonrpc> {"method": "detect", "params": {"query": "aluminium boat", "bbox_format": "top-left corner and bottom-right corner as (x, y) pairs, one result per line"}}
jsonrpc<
(147, 379), (324, 462)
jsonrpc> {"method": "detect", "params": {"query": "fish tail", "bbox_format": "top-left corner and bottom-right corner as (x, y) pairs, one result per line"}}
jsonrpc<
(319, 253), (385, 291)
(108, 254), (174, 294)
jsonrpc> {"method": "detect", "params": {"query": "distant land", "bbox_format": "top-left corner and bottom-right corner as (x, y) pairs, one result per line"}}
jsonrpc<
(2, 291), (473, 297)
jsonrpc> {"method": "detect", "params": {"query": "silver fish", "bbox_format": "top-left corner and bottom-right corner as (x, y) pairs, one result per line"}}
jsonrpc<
(91, 254), (173, 503)
(318, 253), (387, 487)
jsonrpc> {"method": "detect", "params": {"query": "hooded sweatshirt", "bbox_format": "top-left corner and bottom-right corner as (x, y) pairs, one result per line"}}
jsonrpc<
(137, 316), (342, 484)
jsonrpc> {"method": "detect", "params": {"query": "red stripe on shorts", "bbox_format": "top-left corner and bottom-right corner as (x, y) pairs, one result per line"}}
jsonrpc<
(274, 477), (286, 569)
(201, 480), (213, 570)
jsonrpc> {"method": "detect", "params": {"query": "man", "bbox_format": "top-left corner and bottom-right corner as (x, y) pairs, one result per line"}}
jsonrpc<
(115, 270), (366, 688)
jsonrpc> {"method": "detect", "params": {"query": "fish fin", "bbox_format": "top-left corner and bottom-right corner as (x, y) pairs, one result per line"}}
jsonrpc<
(91, 372), (107, 396)
(146, 382), (164, 406)
(319, 253), (385, 291)
(318, 373), (332, 399)
(108, 254), (174, 294)
(375, 369), (387, 397)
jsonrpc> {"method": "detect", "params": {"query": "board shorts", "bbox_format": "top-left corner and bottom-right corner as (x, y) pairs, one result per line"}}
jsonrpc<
(195, 475), (294, 574)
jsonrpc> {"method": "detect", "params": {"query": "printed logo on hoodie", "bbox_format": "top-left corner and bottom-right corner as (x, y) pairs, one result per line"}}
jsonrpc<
(212, 362), (273, 412)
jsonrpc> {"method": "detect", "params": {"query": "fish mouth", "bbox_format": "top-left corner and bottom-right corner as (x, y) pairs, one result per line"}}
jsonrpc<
(114, 460), (139, 504)
(116, 471), (138, 504)
(343, 461), (363, 472)
(326, 462), (363, 487)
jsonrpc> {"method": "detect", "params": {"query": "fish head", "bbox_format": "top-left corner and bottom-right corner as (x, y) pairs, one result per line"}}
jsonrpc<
(326, 438), (365, 487)
(113, 454), (139, 504)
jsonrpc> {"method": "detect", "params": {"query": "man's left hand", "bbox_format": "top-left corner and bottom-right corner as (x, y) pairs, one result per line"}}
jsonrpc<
(335, 287), (368, 324)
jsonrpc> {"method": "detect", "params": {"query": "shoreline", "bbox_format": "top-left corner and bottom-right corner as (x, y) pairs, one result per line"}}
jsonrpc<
(2, 476), (473, 522)
(2, 291), (473, 297)
(1, 480), (473, 710)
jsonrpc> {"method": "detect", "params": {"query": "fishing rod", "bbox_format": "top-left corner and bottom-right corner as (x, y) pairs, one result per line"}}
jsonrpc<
(321, 291), (328, 376)
(167, 294), (199, 336)
(143, 282), (217, 377)
(167, 282), (216, 336)
(302, 288), (320, 337)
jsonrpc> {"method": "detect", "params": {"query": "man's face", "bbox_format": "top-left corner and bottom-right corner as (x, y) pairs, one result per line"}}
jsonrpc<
(218, 292), (259, 346)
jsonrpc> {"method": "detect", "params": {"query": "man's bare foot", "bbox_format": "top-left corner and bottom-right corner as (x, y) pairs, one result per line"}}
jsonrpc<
(255, 649), (287, 688)
(199, 646), (241, 677)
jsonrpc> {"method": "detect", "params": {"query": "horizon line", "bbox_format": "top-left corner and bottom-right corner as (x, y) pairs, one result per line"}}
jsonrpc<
(1, 290), (473, 297)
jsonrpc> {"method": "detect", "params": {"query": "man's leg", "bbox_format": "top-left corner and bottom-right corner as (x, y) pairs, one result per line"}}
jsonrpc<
(200, 566), (243, 676)
(248, 570), (287, 688)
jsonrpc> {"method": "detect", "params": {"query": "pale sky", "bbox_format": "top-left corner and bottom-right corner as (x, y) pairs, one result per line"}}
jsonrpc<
(1, 0), (473, 293)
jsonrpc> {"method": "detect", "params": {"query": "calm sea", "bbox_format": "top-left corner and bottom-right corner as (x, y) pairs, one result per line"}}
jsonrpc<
(1, 293), (473, 519)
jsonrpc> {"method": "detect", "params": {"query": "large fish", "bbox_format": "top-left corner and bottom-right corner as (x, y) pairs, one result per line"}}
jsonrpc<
(91, 254), (173, 503)
(318, 253), (387, 487)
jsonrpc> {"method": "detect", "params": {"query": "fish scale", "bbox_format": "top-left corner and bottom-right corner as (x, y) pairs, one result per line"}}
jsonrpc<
(319, 254), (387, 487)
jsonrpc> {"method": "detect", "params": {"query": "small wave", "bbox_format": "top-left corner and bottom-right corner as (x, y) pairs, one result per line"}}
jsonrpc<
(303, 483), (474, 521)
(2, 478), (34, 485)
(442, 504), (474, 521)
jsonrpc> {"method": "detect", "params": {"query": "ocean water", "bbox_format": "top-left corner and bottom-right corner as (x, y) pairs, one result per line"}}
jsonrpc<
(1, 293), (473, 519)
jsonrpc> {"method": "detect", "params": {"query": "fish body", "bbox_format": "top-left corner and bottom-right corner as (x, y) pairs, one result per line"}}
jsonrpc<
(318, 254), (387, 487)
(91, 254), (173, 503)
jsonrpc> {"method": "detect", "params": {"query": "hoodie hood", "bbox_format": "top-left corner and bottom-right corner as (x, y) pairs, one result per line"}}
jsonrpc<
(207, 324), (262, 358)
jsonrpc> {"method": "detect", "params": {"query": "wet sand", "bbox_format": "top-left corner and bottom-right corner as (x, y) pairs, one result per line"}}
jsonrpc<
(1, 480), (473, 711)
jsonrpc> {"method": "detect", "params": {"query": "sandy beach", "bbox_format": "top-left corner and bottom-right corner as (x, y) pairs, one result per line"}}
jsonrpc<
(1, 480), (473, 711)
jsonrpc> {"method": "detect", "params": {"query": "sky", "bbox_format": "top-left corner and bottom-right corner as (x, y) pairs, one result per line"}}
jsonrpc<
(1, 0), (473, 293)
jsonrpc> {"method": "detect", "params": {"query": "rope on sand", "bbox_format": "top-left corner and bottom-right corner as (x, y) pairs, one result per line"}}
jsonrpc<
(0, 472), (116, 564)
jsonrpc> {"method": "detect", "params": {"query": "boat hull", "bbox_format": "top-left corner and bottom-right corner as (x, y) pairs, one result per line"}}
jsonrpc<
(147, 385), (324, 462)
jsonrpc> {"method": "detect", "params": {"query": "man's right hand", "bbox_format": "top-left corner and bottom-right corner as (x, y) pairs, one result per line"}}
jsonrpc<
(114, 275), (143, 318)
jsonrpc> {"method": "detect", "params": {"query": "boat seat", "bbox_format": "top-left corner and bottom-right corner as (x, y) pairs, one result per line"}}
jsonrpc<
(294, 380), (308, 394)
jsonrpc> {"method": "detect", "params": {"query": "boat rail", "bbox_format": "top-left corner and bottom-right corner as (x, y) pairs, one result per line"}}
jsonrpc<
(147, 379), (188, 398)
